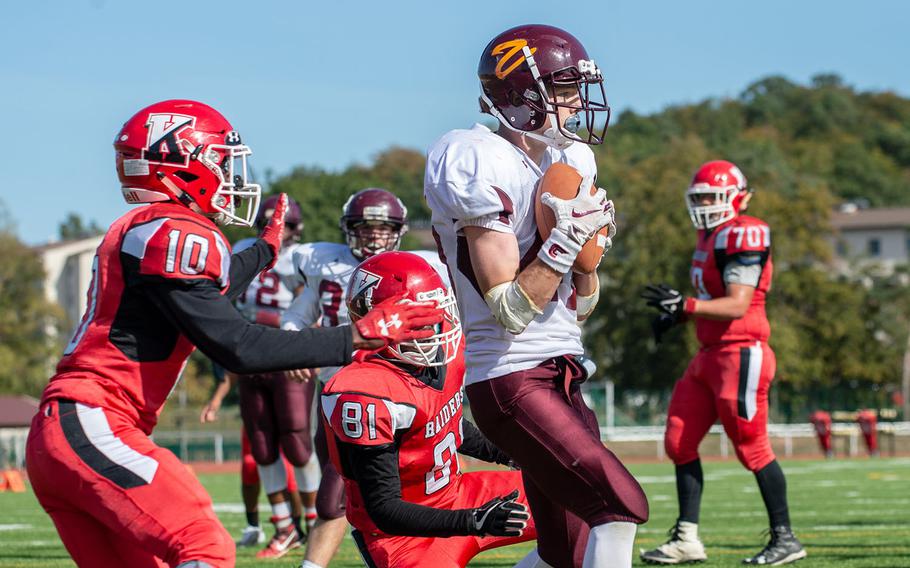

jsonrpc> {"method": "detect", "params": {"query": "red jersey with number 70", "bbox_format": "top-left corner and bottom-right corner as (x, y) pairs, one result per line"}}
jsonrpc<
(321, 348), (467, 537)
(41, 203), (232, 434)
(690, 214), (773, 347)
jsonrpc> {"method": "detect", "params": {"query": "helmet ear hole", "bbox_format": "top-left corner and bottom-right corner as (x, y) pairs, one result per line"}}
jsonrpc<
(173, 171), (198, 183)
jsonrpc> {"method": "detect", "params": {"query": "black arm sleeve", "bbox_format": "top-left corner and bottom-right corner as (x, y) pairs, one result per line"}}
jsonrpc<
(344, 442), (473, 537)
(225, 239), (274, 302)
(144, 279), (352, 374)
(459, 419), (511, 465)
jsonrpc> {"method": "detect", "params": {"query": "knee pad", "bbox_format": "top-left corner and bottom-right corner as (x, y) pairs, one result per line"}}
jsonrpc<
(258, 458), (289, 495)
(170, 518), (234, 567)
(664, 416), (699, 465)
(729, 418), (775, 472)
(248, 430), (279, 466)
(294, 454), (321, 493)
(316, 465), (346, 520)
(279, 429), (313, 466)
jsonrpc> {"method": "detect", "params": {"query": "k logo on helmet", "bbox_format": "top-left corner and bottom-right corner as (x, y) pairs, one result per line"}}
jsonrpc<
(349, 269), (382, 303)
(491, 39), (537, 80)
(143, 113), (196, 166)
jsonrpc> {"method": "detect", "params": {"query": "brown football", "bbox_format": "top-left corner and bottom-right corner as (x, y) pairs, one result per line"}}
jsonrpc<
(535, 163), (610, 273)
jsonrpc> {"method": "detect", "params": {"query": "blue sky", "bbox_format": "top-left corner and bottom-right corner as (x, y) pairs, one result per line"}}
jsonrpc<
(2, 0), (907, 244)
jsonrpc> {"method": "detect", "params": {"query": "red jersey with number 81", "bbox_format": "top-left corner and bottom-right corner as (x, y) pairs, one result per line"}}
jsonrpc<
(690, 215), (773, 346)
(41, 203), (231, 433)
(322, 349), (467, 537)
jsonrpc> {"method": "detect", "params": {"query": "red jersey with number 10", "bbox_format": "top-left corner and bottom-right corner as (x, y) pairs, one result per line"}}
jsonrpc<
(41, 203), (231, 433)
(322, 349), (467, 537)
(690, 215), (773, 347)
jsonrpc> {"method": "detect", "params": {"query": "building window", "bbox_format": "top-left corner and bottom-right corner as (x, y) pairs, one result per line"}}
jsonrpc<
(867, 238), (881, 256)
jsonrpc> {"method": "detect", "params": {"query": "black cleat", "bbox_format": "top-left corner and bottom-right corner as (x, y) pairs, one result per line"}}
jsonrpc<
(742, 526), (807, 565)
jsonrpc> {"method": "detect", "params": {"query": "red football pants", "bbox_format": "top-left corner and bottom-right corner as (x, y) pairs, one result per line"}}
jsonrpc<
(26, 400), (233, 567)
(664, 341), (777, 472)
(357, 471), (536, 568)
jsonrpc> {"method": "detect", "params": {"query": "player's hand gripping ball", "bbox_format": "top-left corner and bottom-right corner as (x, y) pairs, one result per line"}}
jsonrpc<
(535, 163), (616, 273)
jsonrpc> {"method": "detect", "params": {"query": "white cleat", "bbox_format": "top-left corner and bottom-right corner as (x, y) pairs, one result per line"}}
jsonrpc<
(236, 524), (266, 547)
(640, 521), (708, 565)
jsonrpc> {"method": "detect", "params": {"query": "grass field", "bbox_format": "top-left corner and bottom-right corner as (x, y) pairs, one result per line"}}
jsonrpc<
(1, 457), (908, 567)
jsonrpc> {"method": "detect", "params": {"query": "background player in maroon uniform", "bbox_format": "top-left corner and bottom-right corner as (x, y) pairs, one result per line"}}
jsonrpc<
(24, 99), (444, 568)
(640, 160), (806, 566)
(199, 365), (301, 549)
(232, 195), (319, 559)
(288, 188), (413, 568)
(322, 251), (536, 568)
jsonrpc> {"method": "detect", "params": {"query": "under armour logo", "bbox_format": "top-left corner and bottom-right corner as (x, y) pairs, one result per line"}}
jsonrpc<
(548, 244), (568, 258)
(225, 130), (242, 145)
(378, 314), (402, 336)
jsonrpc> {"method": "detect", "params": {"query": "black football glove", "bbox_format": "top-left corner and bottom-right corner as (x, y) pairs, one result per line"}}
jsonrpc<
(641, 284), (685, 322)
(651, 314), (679, 344)
(468, 490), (529, 537)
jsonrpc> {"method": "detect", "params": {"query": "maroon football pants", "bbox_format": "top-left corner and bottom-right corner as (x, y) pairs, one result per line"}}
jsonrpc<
(239, 371), (315, 467)
(313, 410), (347, 520)
(466, 356), (648, 568)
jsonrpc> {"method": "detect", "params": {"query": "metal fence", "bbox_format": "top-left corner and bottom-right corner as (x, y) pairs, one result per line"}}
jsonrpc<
(3, 422), (907, 469)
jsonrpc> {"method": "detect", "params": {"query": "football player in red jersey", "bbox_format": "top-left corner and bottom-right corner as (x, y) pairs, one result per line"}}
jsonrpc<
(322, 251), (537, 568)
(640, 160), (806, 566)
(24, 99), (444, 568)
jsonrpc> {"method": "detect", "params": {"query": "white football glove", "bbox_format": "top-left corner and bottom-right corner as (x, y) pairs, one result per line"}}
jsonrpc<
(538, 175), (616, 274)
(541, 175), (615, 245)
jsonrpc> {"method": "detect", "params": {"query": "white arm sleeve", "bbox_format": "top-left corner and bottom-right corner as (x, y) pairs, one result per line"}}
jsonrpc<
(723, 261), (762, 287)
(281, 284), (322, 331)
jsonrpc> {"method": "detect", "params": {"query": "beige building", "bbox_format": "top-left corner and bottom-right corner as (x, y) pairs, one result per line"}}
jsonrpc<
(830, 206), (910, 274)
(35, 235), (103, 340)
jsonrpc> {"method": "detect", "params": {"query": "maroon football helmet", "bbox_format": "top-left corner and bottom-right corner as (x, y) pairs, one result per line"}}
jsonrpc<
(257, 194), (303, 244)
(340, 188), (408, 260)
(478, 24), (610, 148)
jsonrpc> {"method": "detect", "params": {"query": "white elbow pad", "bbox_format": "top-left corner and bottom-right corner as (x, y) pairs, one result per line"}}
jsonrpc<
(576, 278), (600, 320)
(484, 280), (544, 335)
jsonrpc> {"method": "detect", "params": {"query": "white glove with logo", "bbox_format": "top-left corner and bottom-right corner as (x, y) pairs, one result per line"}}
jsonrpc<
(538, 175), (615, 273)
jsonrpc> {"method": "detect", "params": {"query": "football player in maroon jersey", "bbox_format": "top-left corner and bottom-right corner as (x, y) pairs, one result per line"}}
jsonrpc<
(321, 251), (536, 568)
(231, 195), (318, 559)
(640, 160), (806, 566)
(24, 99), (444, 568)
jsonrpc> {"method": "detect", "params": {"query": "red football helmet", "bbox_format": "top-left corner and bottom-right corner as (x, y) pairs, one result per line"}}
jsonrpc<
(347, 251), (461, 367)
(340, 188), (409, 260)
(478, 24), (610, 149)
(686, 160), (751, 229)
(257, 194), (303, 244)
(114, 99), (261, 226)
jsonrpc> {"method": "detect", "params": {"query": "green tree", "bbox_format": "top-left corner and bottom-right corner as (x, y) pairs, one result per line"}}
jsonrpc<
(0, 230), (64, 396)
(58, 212), (104, 241)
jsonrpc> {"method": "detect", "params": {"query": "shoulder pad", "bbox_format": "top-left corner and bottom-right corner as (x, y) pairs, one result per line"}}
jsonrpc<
(715, 218), (770, 255)
(425, 128), (519, 223)
(122, 216), (231, 288)
(321, 388), (416, 446)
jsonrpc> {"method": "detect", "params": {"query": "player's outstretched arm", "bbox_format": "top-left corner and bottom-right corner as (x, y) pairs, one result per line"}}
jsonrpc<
(145, 279), (354, 374)
(343, 442), (528, 538)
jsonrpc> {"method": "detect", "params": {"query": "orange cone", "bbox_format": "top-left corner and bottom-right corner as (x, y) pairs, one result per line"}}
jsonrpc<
(3, 470), (26, 493)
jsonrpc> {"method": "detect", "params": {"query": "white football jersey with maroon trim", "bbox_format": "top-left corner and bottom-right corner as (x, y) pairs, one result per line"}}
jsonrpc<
(232, 237), (304, 326)
(424, 123), (596, 384)
(282, 242), (449, 382)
